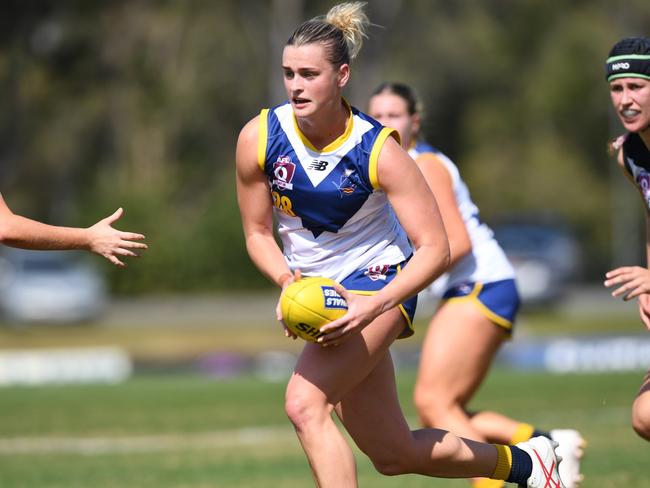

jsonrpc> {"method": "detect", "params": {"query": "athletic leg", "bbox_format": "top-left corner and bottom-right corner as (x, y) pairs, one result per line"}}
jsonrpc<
(285, 307), (499, 486)
(413, 300), (510, 440)
(632, 370), (650, 441)
(333, 308), (499, 478)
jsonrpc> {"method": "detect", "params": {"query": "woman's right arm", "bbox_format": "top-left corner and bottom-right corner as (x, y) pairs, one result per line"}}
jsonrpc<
(605, 147), (650, 306)
(235, 116), (293, 289)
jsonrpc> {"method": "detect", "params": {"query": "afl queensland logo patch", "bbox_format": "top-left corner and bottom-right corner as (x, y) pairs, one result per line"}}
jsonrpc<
(322, 286), (347, 309)
(273, 156), (296, 190)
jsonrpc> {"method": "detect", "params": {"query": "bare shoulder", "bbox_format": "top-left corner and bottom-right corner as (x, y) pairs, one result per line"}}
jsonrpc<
(237, 114), (261, 147)
(236, 114), (262, 177)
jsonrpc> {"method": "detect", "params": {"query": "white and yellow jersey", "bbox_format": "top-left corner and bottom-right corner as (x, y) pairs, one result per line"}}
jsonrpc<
(258, 101), (412, 283)
(409, 141), (515, 296)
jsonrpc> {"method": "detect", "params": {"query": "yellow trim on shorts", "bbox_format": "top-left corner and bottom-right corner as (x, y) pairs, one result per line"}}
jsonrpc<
(345, 263), (414, 338)
(257, 109), (269, 171)
(441, 282), (513, 331)
(292, 99), (354, 153)
(368, 127), (399, 190)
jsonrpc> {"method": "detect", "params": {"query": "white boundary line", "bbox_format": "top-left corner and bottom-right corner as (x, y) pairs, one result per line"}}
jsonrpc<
(0, 426), (295, 455)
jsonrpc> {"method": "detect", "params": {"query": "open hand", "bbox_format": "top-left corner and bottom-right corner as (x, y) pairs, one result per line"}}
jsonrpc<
(604, 266), (650, 301)
(87, 208), (147, 267)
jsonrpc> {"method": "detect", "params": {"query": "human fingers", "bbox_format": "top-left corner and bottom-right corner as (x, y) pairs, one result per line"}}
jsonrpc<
(105, 253), (126, 267)
(604, 266), (646, 286)
(118, 232), (146, 241)
(119, 239), (148, 250)
(103, 207), (124, 224)
(639, 302), (650, 330)
(620, 280), (650, 301)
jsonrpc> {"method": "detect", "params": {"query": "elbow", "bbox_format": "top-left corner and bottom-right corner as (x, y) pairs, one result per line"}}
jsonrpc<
(444, 246), (451, 270)
(440, 241), (451, 271)
(448, 238), (471, 268)
(0, 222), (9, 244)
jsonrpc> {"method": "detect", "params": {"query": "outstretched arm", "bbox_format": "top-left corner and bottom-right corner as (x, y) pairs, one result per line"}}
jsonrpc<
(0, 194), (147, 267)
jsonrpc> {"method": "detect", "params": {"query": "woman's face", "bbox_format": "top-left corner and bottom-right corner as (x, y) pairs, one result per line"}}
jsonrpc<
(610, 77), (650, 134)
(282, 43), (349, 119)
(368, 92), (419, 149)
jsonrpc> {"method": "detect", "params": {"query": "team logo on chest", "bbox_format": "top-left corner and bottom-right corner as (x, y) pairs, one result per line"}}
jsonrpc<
(272, 156), (296, 190)
(333, 168), (359, 197)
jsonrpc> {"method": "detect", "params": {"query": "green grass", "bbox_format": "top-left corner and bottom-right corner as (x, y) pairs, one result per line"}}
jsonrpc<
(0, 369), (648, 487)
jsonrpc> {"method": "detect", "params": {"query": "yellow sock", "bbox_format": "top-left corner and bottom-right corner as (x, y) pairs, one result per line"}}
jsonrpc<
(491, 444), (512, 481)
(509, 423), (535, 445)
(472, 478), (506, 488)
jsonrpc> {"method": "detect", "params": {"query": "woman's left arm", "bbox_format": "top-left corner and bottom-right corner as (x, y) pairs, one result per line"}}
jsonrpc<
(371, 136), (451, 309)
(319, 135), (449, 344)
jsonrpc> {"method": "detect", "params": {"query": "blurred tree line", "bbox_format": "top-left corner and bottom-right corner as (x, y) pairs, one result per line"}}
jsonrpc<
(0, 0), (648, 293)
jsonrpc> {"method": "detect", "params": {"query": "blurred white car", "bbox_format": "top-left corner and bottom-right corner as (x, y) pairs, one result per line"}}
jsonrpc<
(0, 249), (108, 324)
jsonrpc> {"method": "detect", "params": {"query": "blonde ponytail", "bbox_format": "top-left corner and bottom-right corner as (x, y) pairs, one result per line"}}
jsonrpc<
(325, 2), (369, 62)
(287, 2), (370, 66)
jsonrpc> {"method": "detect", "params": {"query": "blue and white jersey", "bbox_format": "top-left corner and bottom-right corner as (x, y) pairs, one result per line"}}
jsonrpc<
(621, 132), (650, 212)
(258, 101), (413, 283)
(409, 141), (515, 296)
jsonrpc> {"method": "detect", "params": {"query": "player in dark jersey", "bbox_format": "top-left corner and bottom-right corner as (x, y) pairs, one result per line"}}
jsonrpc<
(0, 193), (146, 266)
(603, 36), (650, 442)
(236, 2), (564, 487)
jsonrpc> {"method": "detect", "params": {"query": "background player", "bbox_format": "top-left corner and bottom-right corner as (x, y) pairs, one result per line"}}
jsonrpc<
(236, 3), (565, 486)
(368, 82), (584, 488)
(603, 36), (650, 442)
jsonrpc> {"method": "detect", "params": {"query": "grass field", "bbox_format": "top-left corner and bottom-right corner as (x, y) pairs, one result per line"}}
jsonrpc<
(0, 306), (649, 487)
(0, 369), (648, 487)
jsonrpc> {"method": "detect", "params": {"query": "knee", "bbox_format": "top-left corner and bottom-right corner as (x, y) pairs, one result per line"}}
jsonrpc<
(632, 397), (650, 441)
(369, 451), (411, 477)
(284, 387), (327, 433)
(413, 382), (452, 425)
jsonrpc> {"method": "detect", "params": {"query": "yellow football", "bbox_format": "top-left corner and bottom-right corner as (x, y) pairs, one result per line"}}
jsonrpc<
(280, 277), (348, 342)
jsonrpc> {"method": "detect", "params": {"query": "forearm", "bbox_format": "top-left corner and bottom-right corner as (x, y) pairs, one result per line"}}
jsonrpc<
(373, 242), (450, 314)
(245, 232), (292, 287)
(448, 235), (472, 268)
(0, 214), (90, 251)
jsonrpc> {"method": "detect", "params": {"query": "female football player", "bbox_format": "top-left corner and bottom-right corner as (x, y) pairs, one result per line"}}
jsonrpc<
(603, 36), (650, 442)
(368, 82), (584, 488)
(236, 2), (564, 487)
(0, 193), (146, 266)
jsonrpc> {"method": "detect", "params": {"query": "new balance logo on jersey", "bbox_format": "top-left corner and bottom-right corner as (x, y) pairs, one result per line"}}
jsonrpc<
(309, 160), (329, 171)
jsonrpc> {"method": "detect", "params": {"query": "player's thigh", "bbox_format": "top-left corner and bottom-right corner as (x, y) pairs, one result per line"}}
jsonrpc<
(287, 307), (405, 406)
(334, 348), (418, 460)
(416, 300), (507, 405)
